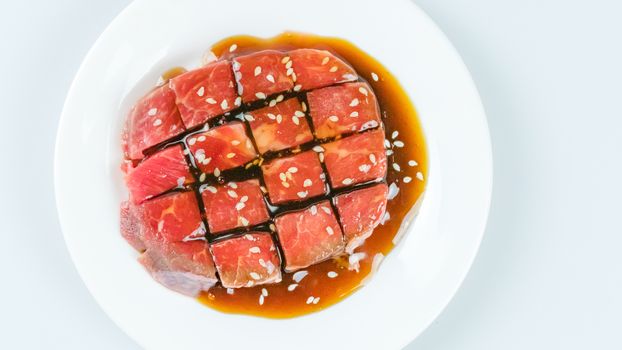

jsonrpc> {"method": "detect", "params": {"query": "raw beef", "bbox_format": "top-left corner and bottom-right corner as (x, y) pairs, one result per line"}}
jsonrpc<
(232, 50), (294, 102)
(261, 151), (327, 204)
(307, 82), (381, 139)
(201, 179), (270, 233)
(289, 49), (357, 91)
(169, 60), (239, 128)
(274, 201), (345, 272)
(334, 183), (388, 253)
(186, 122), (257, 175)
(123, 84), (185, 160)
(125, 145), (194, 204)
(323, 129), (387, 188)
(246, 97), (313, 154)
(210, 232), (282, 288)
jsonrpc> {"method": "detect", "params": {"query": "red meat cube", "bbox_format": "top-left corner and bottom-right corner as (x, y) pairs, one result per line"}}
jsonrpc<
(261, 151), (327, 204)
(322, 129), (387, 188)
(307, 82), (381, 139)
(210, 232), (282, 288)
(246, 97), (313, 154)
(186, 122), (257, 175)
(139, 240), (217, 297)
(289, 49), (357, 91)
(120, 191), (216, 296)
(274, 201), (345, 272)
(233, 50), (294, 103)
(334, 183), (388, 253)
(123, 85), (185, 160)
(125, 145), (194, 204)
(201, 179), (270, 233)
(169, 60), (240, 128)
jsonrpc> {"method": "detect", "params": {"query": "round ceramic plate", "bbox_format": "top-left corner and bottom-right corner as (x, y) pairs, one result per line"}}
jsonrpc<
(55, 0), (492, 349)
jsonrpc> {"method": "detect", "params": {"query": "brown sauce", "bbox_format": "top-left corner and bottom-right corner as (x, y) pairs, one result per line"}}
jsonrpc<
(167, 32), (427, 318)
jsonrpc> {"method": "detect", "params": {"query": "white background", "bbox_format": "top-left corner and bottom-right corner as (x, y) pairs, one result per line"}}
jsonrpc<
(1, 0), (620, 349)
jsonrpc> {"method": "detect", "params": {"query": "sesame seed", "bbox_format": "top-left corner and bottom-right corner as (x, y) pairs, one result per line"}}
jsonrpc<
(301, 102), (307, 112)
(327, 271), (338, 278)
(288, 167), (298, 173)
(267, 113), (276, 120)
(319, 153), (324, 162)
(235, 202), (246, 210)
(403, 176), (413, 183)
(204, 186), (217, 193)
(228, 182), (237, 189)
(254, 66), (262, 76)
(321, 57), (330, 65)
(297, 191), (308, 198)
(234, 96), (242, 106)
(286, 68), (294, 76)
(285, 60), (293, 69)
(329, 66), (338, 72)
(255, 92), (266, 99)
(329, 115), (339, 122)
(226, 152), (236, 158)
(294, 111), (305, 117)
(293, 84), (302, 91)
(306, 296), (314, 304)
(282, 181), (290, 188)
(221, 99), (229, 110)
(310, 205), (318, 215)
(206, 97), (217, 104)
(287, 284), (298, 291)
(384, 139), (391, 148)
(303, 179), (312, 187)
(249, 246), (261, 253)
(342, 178), (353, 185)
(183, 149), (190, 155)
(281, 56), (290, 64)
(231, 140), (240, 146)
(291, 72), (297, 82)
(326, 226), (334, 235)
(227, 288), (234, 295)
(312, 297), (320, 304)
(276, 114), (282, 123)
(359, 164), (371, 173)
(244, 114), (255, 121)
(313, 145), (324, 152)
(240, 195), (248, 202)
(196, 87), (205, 97)
(240, 217), (250, 226)
(393, 163), (401, 171)
(266, 74), (275, 83)
(321, 206), (331, 214)
(227, 190), (238, 198)
(197, 136), (206, 142)
(259, 295), (264, 305)
(371, 72), (379, 81)
(386, 150), (394, 156)
(229, 44), (237, 52)
(269, 99), (277, 107)
(292, 116), (300, 125)
(153, 119), (162, 126)
(199, 173), (206, 182)
(279, 172), (287, 181)
(250, 272), (261, 280)
(262, 288), (268, 297)
(147, 108), (158, 116)
(416, 172), (424, 181)
(408, 160), (418, 166)
(391, 131), (399, 139)
(350, 98), (360, 107)
(359, 87), (368, 96)
(214, 168), (221, 177)
(350, 111), (359, 117)
(393, 140), (405, 148)
(276, 94), (284, 102)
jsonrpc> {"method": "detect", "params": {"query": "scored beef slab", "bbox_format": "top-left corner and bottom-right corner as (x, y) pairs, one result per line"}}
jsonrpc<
(121, 48), (389, 296)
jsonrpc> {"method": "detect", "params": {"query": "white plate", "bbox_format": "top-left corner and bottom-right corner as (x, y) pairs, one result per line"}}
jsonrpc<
(55, 0), (492, 349)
